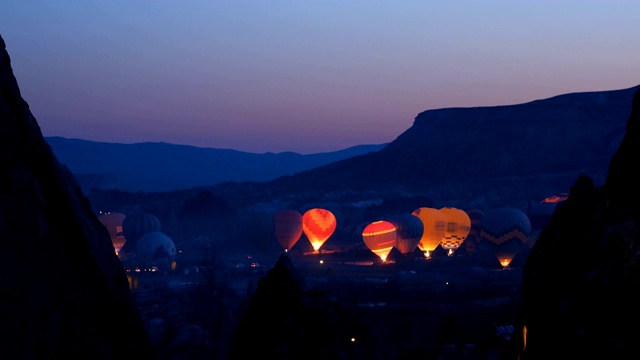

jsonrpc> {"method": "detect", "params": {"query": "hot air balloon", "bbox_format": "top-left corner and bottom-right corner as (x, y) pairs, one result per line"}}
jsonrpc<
(439, 207), (471, 255)
(98, 212), (126, 255)
(479, 207), (531, 268)
(302, 208), (337, 252)
(134, 231), (177, 267)
(121, 211), (162, 257)
(362, 221), (396, 262)
(273, 210), (303, 252)
(411, 207), (447, 258)
(388, 214), (424, 256)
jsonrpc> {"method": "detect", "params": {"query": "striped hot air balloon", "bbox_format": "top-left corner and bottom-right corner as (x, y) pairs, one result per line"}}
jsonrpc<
(302, 208), (337, 251)
(273, 210), (303, 252)
(362, 220), (397, 262)
(479, 207), (531, 268)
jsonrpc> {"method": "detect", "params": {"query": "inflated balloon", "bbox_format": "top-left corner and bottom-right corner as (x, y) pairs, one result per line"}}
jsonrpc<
(135, 231), (176, 262)
(273, 210), (303, 252)
(98, 212), (127, 255)
(439, 207), (471, 252)
(121, 211), (162, 256)
(302, 208), (337, 251)
(479, 207), (531, 268)
(362, 221), (397, 262)
(388, 214), (424, 256)
(411, 207), (447, 254)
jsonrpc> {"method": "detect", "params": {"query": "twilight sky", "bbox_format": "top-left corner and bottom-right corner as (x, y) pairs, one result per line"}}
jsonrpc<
(1, 1), (639, 154)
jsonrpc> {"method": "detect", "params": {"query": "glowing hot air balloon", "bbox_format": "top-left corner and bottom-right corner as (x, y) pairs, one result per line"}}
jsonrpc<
(362, 220), (397, 262)
(302, 208), (337, 251)
(439, 207), (471, 254)
(98, 212), (126, 255)
(411, 207), (447, 258)
(388, 214), (424, 256)
(273, 210), (303, 252)
(479, 207), (531, 268)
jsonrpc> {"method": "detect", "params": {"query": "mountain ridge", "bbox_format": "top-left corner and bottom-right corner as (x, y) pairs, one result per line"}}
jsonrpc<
(45, 136), (387, 193)
(80, 83), (640, 216)
(212, 84), (640, 210)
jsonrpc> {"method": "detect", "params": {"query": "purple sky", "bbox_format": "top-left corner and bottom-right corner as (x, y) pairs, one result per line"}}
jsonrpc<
(1, 1), (639, 154)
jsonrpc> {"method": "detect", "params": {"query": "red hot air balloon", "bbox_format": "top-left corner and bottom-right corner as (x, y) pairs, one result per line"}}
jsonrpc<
(362, 220), (397, 262)
(98, 212), (126, 255)
(302, 208), (337, 251)
(273, 210), (303, 252)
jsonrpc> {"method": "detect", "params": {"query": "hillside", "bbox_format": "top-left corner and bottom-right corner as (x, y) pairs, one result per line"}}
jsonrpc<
(243, 84), (640, 210)
(45, 137), (386, 192)
(84, 84), (640, 252)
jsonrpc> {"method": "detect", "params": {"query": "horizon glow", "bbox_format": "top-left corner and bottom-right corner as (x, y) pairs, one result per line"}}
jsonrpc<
(1, 1), (639, 154)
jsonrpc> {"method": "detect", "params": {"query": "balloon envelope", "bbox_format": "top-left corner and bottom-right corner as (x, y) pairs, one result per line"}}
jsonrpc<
(479, 207), (531, 268)
(121, 211), (162, 255)
(389, 214), (424, 255)
(411, 207), (447, 253)
(302, 208), (337, 251)
(135, 231), (176, 262)
(439, 207), (471, 251)
(273, 210), (303, 252)
(98, 212), (126, 255)
(362, 221), (397, 262)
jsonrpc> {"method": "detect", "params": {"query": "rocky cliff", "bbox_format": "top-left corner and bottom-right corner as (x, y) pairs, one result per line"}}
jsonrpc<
(0, 35), (153, 358)
(251, 84), (639, 211)
(508, 86), (640, 358)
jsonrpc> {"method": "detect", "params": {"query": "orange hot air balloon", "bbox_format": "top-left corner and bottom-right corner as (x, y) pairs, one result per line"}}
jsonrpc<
(439, 207), (471, 253)
(273, 210), (303, 252)
(479, 207), (531, 268)
(389, 214), (424, 256)
(362, 221), (397, 262)
(302, 208), (337, 251)
(411, 207), (447, 256)
(98, 212), (127, 255)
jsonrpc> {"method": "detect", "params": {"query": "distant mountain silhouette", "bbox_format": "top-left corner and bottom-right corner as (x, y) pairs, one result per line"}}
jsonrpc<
(85, 84), (640, 247)
(239, 84), (640, 210)
(45, 137), (387, 192)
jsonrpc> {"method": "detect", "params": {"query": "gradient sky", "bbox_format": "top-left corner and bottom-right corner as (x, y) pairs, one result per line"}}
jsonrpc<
(1, 1), (639, 154)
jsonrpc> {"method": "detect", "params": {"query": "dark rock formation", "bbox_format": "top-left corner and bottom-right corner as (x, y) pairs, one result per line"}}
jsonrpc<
(227, 254), (345, 359)
(509, 86), (640, 358)
(256, 85), (638, 210)
(0, 35), (153, 358)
